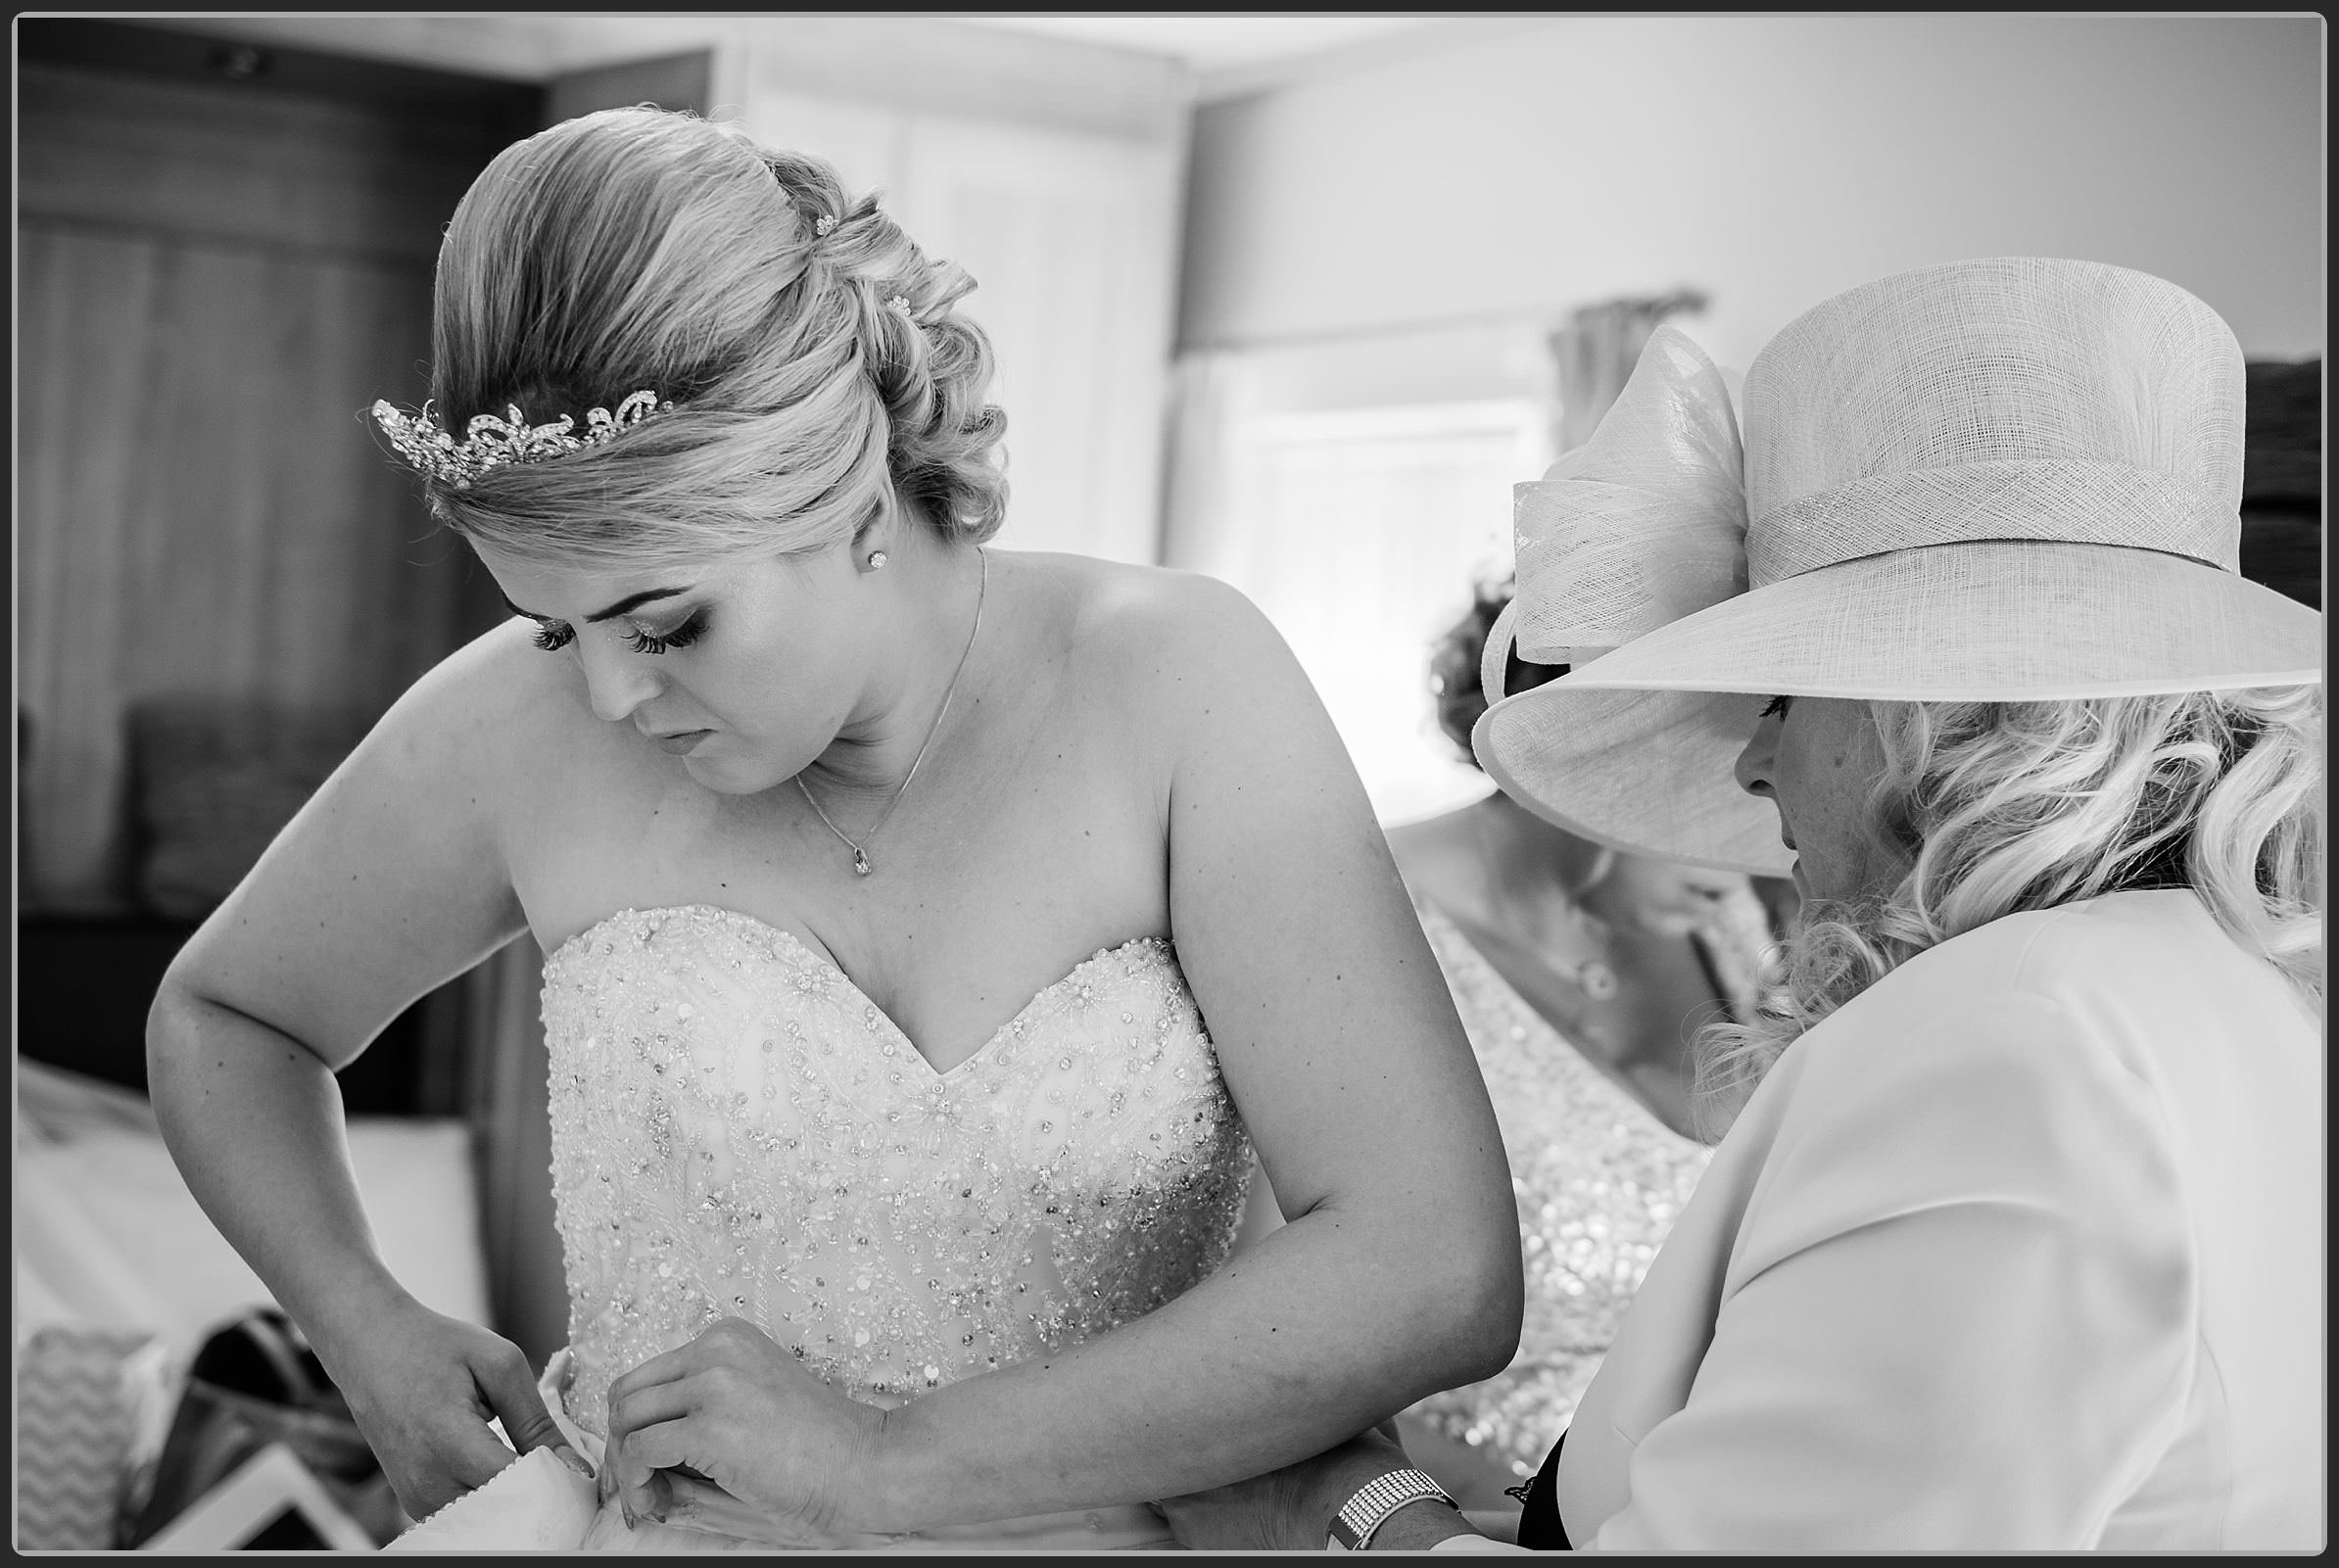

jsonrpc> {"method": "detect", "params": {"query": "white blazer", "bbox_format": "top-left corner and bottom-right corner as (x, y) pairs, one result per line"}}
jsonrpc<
(1553, 889), (2322, 1550)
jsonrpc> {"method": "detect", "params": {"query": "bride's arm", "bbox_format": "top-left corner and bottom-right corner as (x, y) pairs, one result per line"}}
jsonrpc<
(613, 571), (1522, 1534)
(883, 573), (1520, 1515)
(146, 625), (581, 1516)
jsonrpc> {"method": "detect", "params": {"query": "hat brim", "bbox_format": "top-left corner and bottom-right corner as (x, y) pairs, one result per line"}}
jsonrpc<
(1473, 541), (2324, 876)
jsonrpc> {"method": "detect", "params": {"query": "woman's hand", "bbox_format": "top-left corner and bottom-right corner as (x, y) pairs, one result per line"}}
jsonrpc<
(315, 1294), (590, 1521)
(1600, 853), (1751, 936)
(603, 1317), (884, 1540)
(1157, 1450), (1319, 1551)
(1162, 1423), (1425, 1551)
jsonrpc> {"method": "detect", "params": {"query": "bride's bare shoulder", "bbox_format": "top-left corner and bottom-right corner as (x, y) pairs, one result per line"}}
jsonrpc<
(361, 615), (606, 794)
(1026, 553), (1292, 692)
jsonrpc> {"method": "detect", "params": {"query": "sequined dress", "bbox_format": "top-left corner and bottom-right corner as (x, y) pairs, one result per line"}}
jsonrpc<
(533, 904), (1254, 1549)
(1404, 901), (1714, 1483)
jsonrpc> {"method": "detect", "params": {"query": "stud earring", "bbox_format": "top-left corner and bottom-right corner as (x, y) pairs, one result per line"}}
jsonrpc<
(867, 550), (889, 570)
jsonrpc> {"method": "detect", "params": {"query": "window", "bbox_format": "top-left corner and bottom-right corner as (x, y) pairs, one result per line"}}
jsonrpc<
(1168, 333), (1556, 823)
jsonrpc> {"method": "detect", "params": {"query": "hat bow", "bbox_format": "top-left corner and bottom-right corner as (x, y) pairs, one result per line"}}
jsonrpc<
(1486, 326), (1749, 702)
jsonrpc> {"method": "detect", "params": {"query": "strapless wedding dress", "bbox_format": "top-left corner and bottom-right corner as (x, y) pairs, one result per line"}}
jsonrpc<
(395, 904), (1253, 1551)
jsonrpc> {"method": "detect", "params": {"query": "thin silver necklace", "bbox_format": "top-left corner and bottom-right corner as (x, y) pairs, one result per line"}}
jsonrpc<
(796, 547), (987, 878)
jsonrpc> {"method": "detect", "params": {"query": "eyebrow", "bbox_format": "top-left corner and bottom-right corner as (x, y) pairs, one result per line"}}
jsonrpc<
(501, 586), (694, 624)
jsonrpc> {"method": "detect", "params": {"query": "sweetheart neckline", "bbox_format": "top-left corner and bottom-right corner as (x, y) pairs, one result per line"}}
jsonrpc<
(546, 903), (1178, 1080)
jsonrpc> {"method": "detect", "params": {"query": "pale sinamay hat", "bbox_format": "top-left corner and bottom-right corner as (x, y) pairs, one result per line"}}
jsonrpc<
(1472, 257), (2324, 878)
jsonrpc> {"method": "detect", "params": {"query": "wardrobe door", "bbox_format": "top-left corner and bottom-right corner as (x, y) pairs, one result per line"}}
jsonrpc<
(16, 53), (516, 911)
(738, 81), (906, 198)
(893, 113), (1185, 565)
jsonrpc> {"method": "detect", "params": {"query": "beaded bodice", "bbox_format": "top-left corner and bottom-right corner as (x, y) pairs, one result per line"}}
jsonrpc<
(542, 906), (1253, 1436)
(1406, 901), (1714, 1480)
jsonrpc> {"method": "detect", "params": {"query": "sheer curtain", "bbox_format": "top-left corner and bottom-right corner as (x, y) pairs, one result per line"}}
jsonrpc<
(1549, 289), (1710, 451)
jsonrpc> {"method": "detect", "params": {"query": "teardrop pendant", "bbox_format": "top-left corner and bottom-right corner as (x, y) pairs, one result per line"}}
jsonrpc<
(852, 847), (872, 877)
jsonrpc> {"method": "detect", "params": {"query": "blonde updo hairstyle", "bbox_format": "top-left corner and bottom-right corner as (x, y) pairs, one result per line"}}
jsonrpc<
(423, 107), (1007, 572)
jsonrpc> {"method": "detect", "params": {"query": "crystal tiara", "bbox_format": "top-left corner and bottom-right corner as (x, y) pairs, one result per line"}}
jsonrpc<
(370, 390), (673, 489)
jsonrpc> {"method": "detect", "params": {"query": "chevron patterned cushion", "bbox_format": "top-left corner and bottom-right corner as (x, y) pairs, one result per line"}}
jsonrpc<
(17, 1325), (164, 1549)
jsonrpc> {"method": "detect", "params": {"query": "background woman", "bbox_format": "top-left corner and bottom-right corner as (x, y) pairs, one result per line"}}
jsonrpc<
(1167, 257), (2323, 1551)
(1372, 579), (1787, 1504)
(145, 107), (1521, 1550)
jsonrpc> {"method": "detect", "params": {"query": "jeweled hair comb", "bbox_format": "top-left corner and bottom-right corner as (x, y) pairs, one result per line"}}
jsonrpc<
(369, 390), (672, 489)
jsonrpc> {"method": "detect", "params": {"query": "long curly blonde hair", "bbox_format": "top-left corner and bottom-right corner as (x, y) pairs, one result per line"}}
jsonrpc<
(1693, 685), (2324, 1138)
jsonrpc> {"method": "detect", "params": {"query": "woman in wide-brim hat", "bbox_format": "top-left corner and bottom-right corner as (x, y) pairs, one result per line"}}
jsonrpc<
(1164, 257), (2323, 1552)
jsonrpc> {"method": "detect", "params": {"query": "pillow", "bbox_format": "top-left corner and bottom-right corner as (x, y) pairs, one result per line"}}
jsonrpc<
(16, 1115), (491, 1352)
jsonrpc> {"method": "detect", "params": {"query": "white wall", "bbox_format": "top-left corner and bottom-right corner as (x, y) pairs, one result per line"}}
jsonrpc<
(1180, 15), (2324, 369)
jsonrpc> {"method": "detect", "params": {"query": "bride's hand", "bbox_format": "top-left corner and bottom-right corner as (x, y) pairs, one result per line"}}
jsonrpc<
(314, 1294), (592, 1520)
(603, 1316), (884, 1538)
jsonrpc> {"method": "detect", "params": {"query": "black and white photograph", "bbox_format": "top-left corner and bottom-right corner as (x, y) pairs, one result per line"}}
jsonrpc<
(13, 11), (2323, 1554)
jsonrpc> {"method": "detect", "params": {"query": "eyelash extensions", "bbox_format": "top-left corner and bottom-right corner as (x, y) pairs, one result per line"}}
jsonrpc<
(623, 614), (706, 655)
(528, 614), (708, 656)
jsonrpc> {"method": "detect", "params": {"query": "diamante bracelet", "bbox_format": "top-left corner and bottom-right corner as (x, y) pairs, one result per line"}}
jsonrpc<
(1327, 1467), (1456, 1551)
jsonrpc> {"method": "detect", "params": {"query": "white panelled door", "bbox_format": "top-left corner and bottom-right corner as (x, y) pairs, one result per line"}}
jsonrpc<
(737, 83), (904, 200)
(892, 114), (1182, 564)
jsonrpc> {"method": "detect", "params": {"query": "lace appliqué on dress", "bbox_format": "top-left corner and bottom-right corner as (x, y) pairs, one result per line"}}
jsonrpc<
(540, 905), (1253, 1437)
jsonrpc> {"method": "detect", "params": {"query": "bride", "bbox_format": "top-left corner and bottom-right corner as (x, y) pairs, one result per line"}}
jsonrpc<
(144, 108), (1522, 1549)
